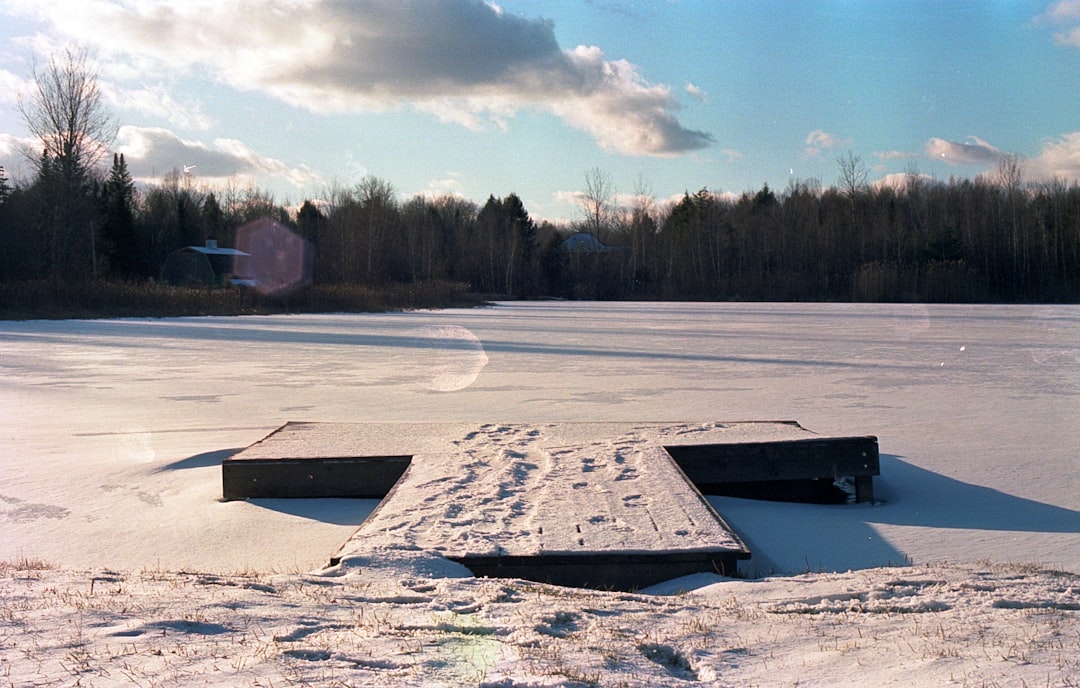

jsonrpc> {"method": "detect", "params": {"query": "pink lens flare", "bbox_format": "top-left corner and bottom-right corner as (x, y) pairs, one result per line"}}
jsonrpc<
(233, 217), (313, 296)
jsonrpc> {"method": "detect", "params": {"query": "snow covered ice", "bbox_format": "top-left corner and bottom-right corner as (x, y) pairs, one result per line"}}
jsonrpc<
(2, 301), (1078, 686)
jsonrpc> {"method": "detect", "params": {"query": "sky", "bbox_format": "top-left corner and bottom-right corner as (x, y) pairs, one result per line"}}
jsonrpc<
(1, 0), (1079, 223)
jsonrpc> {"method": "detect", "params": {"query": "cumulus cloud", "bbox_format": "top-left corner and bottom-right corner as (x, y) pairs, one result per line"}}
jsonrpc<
(1037, 0), (1080, 47)
(0, 131), (52, 183)
(0, 133), (34, 180)
(925, 135), (1002, 166)
(115, 125), (322, 188)
(803, 129), (851, 157)
(918, 132), (1080, 183)
(552, 188), (647, 213)
(420, 174), (465, 198)
(553, 189), (589, 208)
(5, 0), (713, 156)
(1029, 131), (1080, 181)
(1043, 0), (1080, 20)
(872, 172), (937, 191)
(0, 68), (35, 105)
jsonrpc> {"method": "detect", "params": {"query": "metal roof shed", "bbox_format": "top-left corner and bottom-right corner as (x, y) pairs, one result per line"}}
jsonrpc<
(161, 240), (250, 287)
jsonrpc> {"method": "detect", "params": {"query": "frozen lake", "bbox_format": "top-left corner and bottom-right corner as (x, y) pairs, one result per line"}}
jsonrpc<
(2, 302), (1078, 576)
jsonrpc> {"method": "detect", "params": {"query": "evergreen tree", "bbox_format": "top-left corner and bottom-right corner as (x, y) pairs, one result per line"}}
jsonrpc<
(0, 166), (12, 280)
(502, 193), (537, 297)
(296, 199), (324, 242)
(202, 193), (226, 243)
(476, 195), (504, 293)
(101, 153), (138, 277)
(0, 165), (11, 205)
(296, 200), (325, 280)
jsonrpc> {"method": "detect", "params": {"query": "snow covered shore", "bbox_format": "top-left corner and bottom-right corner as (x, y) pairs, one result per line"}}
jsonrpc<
(4, 558), (1078, 686)
(2, 302), (1078, 685)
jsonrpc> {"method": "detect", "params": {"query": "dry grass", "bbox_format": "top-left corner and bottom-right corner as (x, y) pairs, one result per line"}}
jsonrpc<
(0, 279), (483, 320)
(0, 557), (55, 574)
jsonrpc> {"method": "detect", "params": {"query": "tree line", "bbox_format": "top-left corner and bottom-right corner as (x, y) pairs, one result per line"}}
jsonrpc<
(1, 48), (1078, 305)
(3, 154), (1079, 303)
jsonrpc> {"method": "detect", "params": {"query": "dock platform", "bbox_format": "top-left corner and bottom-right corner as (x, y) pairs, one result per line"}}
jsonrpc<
(223, 421), (878, 589)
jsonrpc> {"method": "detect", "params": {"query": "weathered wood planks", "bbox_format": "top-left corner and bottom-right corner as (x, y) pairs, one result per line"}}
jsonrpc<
(222, 421), (879, 589)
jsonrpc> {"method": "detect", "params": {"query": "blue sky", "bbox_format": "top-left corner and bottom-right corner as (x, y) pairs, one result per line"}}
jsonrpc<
(1, 0), (1079, 223)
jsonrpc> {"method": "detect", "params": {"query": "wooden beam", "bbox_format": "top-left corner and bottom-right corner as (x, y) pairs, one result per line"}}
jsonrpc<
(665, 435), (880, 502)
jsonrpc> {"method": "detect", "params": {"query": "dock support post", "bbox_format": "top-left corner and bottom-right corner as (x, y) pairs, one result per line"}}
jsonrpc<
(854, 475), (874, 503)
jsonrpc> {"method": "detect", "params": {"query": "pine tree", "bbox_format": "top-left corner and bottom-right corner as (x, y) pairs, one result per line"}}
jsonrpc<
(101, 153), (138, 277)
(0, 165), (11, 205)
(202, 192), (225, 243)
(502, 193), (537, 297)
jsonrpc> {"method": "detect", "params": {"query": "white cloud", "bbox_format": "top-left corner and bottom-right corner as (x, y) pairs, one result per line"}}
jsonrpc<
(872, 172), (937, 191)
(5, 0), (713, 156)
(685, 82), (707, 103)
(421, 175), (464, 197)
(115, 125), (323, 188)
(553, 189), (588, 207)
(1044, 0), (1080, 20)
(0, 133), (17, 157)
(925, 135), (1002, 166)
(0, 133), (26, 169)
(0, 68), (35, 105)
(919, 132), (1080, 183)
(101, 82), (214, 131)
(803, 129), (851, 157)
(1038, 1), (1080, 47)
(658, 189), (739, 209)
(1054, 25), (1080, 46)
(1028, 131), (1080, 181)
(0, 132), (41, 182)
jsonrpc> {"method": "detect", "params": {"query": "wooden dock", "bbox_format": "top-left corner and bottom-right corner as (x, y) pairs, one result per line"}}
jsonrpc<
(223, 421), (878, 590)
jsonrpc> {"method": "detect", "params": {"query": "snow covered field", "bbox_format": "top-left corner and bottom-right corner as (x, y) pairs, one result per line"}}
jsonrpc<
(2, 302), (1078, 686)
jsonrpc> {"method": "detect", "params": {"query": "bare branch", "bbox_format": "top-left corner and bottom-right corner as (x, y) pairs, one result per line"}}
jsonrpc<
(18, 45), (116, 176)
(994, 153), (1025, 193)
(582, 166), (615, 235)
(836, 150), (868, 199)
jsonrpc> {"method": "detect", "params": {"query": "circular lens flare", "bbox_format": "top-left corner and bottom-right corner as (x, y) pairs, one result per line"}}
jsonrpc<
(411, 325), (489, 392)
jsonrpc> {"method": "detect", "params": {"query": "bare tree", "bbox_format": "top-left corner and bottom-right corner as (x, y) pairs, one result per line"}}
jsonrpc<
(836, 150), (868, 201)
(18, 46), (115, 278)
(19, 46), (115, 178)
(995, 153), (1026, 289)
(994, 153), (1024, 193)
(581, 167), (615, 237)
(836, 150), (869, 260)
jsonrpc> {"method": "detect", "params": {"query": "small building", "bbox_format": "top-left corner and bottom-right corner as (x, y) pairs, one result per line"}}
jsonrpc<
(560, 232), (628, 254)
(161, 239), (251, 287)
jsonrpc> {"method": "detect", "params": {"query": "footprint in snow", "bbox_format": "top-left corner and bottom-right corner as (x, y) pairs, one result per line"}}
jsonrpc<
(639, 643), (699, 681)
